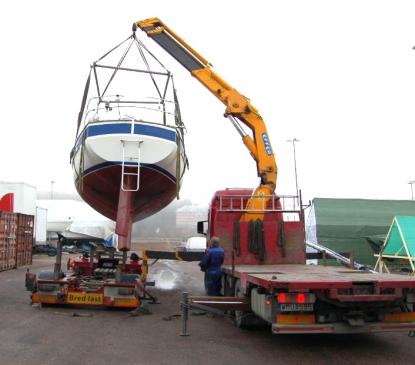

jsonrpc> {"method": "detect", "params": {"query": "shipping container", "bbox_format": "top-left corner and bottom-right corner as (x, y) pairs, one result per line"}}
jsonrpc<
(0, 211), (33, 271)
(16, 213), (33, 267)
(0, 211), (17, 271)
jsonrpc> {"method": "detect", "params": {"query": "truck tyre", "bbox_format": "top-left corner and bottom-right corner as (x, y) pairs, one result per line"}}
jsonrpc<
(47, 247), (57, 257)
(234, 279), (261, 329)
(221, 274), (234, 296)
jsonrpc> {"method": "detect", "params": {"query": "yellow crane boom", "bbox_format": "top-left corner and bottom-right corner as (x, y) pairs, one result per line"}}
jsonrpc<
(134, 18), (277, 217)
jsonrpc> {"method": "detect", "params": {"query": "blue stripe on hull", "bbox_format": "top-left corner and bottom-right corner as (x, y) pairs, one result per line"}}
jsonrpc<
(86, 122), (177, 142)
(87, 123), (131, 137)
(83, 161), (177, 182)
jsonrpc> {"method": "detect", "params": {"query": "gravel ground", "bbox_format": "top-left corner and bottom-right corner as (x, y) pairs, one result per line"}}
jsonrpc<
(1, 254), (415, 365)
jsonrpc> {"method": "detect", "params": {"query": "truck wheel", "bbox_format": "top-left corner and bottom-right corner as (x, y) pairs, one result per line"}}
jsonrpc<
(221, 274), (234, 296)
(234, 280), (257, 329)
(47, 247), (57, 257)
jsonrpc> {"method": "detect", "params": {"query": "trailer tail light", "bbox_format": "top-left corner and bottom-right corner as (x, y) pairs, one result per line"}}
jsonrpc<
(277, 293), (315, 304)
(278, 293), (287, 303)
(383, 312), (415, 323)
(277, 314), (315, 324)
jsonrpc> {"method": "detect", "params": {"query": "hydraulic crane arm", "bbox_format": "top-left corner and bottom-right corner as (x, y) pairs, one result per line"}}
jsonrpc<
(134, 18), (277, 214)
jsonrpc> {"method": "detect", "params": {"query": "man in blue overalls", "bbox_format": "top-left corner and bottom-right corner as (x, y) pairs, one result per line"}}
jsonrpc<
(199, 236), (225, 296)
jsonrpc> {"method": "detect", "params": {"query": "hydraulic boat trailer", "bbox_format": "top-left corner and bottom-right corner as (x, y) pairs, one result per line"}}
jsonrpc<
(24, 235), (208, 309)
(26, 237), (149, 309)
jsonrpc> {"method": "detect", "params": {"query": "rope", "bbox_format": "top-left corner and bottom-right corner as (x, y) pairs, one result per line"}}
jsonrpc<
(279, 220), (286, 258)
(95, 35), (133, 63)
(173, 78), (186, 129)
(248, 220), (256, 254)
(135, 37), (169, 71)
(77, 133), (86, 193)
(101, 38), (135, 97)
(257, 220), (265, 263)
(134, 40), (163, 99)
(172, 79), (189, 171)
(161, 73), (171, 126)
(175, 136), (181, 199)
(76, 69), (91, 136)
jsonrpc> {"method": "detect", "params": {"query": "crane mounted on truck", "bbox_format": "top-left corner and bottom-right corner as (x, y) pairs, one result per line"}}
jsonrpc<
(134, 18), (277, 222)
(136, 18), (415, 334)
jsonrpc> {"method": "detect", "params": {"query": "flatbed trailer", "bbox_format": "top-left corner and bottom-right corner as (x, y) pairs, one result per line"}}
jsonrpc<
(222, 264), (415, 334)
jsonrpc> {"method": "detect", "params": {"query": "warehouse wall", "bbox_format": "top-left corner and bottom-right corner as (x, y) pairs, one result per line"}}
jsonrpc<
(0, 182), (37, 215)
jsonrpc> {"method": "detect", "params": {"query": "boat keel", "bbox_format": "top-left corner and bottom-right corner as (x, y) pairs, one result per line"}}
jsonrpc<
(115, 174), (135, 251)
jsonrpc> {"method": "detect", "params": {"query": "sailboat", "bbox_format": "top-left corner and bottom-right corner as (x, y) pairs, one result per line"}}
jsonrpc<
(71, 32), (188, 251)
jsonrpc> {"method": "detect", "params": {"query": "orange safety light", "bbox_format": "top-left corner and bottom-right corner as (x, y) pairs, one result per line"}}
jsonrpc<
(277, 314), (315, 324)
(384, 312), (415, 323)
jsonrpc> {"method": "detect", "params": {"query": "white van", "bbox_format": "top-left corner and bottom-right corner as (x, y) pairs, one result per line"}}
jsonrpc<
(184, 236), (207, 252)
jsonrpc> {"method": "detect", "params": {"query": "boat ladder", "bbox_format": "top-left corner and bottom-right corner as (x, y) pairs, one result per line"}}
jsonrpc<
(121, 139), (143, 192)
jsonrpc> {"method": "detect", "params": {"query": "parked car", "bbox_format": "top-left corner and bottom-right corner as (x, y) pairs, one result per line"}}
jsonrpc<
(176, 241), (187, 252)
(184, 236), (207, 252)
(33, 244), (57, 257)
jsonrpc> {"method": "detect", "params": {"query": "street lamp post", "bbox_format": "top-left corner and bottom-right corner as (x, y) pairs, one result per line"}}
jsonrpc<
(287, 138), (300, 199)
(409, 180), (415, 200)
(50, 180), (55, 200)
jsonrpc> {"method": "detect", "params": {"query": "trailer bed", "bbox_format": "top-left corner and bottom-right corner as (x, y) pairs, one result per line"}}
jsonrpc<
(222, 264), (415, 333)
(223, 264), (415, 291)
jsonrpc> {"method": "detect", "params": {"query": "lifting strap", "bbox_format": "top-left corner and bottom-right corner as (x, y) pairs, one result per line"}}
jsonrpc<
(279, 220), (286, 258)
(77, 133), (87, 193)
(76, 34), (133, 136)
(173, 80), (189, 171)
(175, 136), (181, 199)
(76, 69), (91, 136)
(233, 221), (241, 257)
(248, 220), (265, 262)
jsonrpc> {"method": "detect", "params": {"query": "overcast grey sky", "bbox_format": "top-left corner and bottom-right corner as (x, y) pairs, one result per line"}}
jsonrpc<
(1, 0), (415, 206)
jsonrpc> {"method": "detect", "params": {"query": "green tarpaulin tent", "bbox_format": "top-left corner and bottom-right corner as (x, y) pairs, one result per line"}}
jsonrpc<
(375, 216), (415, 273)
(306, 198), (415, 267)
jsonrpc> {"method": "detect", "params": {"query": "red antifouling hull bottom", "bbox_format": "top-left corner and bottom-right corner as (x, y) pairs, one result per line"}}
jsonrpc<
(77, 164), (178, 251)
